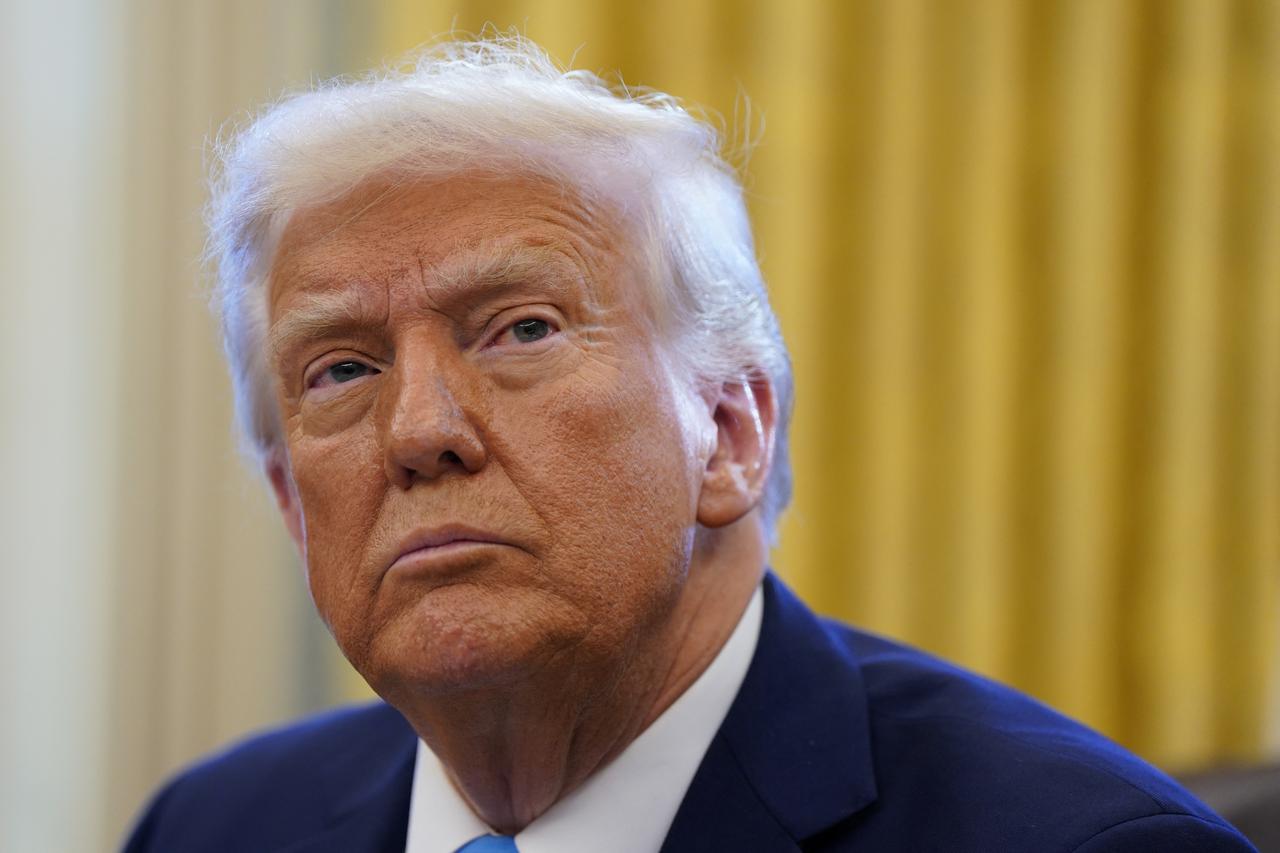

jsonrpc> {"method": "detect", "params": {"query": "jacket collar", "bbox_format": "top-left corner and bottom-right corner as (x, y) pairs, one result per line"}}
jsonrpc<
(279, 703), (417, 853)
(280, 571), (878, 852)
(661, 571), (879, 851)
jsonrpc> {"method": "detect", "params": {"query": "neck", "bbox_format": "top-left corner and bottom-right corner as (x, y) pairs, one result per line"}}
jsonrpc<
(392, 517), (766, 834)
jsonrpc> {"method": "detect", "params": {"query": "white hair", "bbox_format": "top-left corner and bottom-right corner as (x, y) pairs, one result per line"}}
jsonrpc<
(207, 34), (794, 539)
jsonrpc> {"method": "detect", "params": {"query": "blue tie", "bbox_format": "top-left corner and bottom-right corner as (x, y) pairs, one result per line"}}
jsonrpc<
(454, 834), (518, 853)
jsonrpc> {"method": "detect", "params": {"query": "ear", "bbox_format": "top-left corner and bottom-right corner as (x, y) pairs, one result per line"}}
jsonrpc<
(696, 374), (778, 529)
(266, 453), (305, 553)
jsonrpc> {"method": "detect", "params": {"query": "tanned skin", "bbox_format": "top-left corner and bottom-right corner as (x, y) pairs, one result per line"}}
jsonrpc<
(265, 173), (776, 833)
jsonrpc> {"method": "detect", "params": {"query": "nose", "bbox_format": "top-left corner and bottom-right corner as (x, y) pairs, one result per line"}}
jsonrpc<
(380, 340), (487, 489)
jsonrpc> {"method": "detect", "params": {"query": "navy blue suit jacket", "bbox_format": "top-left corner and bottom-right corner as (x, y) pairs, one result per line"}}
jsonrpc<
(124, 573), (1255, 852)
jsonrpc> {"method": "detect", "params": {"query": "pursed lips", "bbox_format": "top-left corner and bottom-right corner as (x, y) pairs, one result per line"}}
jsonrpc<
(387, 524), (512, 573)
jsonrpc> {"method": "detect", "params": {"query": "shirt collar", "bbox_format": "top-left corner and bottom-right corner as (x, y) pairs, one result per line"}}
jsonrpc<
(405, 583), (765, 853)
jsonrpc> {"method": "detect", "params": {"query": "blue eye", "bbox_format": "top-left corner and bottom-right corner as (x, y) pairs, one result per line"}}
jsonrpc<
(511, 318), (551, 343)
(325, 361), (373, 383)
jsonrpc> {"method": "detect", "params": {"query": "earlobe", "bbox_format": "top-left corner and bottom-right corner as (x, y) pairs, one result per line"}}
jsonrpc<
(267, 455), (305, 552)
(696, 375), (777, 529)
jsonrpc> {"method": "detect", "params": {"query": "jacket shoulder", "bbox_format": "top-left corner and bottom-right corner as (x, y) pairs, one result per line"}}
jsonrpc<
(825, 622), (1253, 851)
(122, 701), (414, 853)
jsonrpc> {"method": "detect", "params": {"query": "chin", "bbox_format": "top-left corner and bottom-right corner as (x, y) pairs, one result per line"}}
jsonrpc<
(358, 585), (582, 698)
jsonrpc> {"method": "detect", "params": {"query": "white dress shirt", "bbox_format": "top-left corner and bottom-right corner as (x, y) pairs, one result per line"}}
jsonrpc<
(404, 584), (764, 853)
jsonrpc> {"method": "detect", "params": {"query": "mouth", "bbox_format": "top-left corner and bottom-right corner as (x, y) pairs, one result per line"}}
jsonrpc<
(387, 525), (512, 574)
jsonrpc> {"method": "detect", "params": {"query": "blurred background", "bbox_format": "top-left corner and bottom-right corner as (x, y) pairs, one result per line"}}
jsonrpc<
(2, 0), (1277, 849)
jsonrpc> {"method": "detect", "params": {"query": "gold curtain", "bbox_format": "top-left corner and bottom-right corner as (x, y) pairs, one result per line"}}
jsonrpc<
(361, 0), (1280, 772)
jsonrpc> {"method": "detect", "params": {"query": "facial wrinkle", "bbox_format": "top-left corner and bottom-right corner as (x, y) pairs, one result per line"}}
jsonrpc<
(268, 170), (761, 835)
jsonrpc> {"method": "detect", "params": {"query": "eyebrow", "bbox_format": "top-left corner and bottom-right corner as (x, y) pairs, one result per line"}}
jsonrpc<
(268, 244), (582, 363)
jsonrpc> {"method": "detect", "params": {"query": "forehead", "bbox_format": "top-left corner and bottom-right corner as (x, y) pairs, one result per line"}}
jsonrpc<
(267, 171), (637, 315)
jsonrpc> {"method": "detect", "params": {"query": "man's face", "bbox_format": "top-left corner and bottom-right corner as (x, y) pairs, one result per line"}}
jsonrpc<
(266, 173), (710, 700)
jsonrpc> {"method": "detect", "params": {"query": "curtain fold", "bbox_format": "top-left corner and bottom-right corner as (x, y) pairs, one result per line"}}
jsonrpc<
(373, 0), (1279, 770)
(55, 2), (1275, 848)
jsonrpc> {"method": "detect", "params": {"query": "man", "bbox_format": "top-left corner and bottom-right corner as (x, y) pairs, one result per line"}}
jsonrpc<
(125, 36), (1255, 853)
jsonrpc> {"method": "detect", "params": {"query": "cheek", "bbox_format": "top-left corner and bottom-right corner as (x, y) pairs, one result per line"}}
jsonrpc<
(499, 359), (702, 611)
(287, 425), (385, 628)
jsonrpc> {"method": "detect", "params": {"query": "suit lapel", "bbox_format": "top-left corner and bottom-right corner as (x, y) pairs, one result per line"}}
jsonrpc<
(275, 572), (875, 853)
(279, 705), (418, 853)
(660, 731), (800, 853)
(662, 572), (878, 851)
(277, 792), (412, 853)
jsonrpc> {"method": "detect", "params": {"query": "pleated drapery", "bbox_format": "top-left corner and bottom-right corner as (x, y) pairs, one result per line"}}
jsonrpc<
(17, 2), (1268, 850)
(373, 0), (1280, 771)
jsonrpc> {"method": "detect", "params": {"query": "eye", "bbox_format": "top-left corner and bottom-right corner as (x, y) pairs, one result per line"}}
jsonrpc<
(310, 360), (379, 389)
(498, 317), (556, 345)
